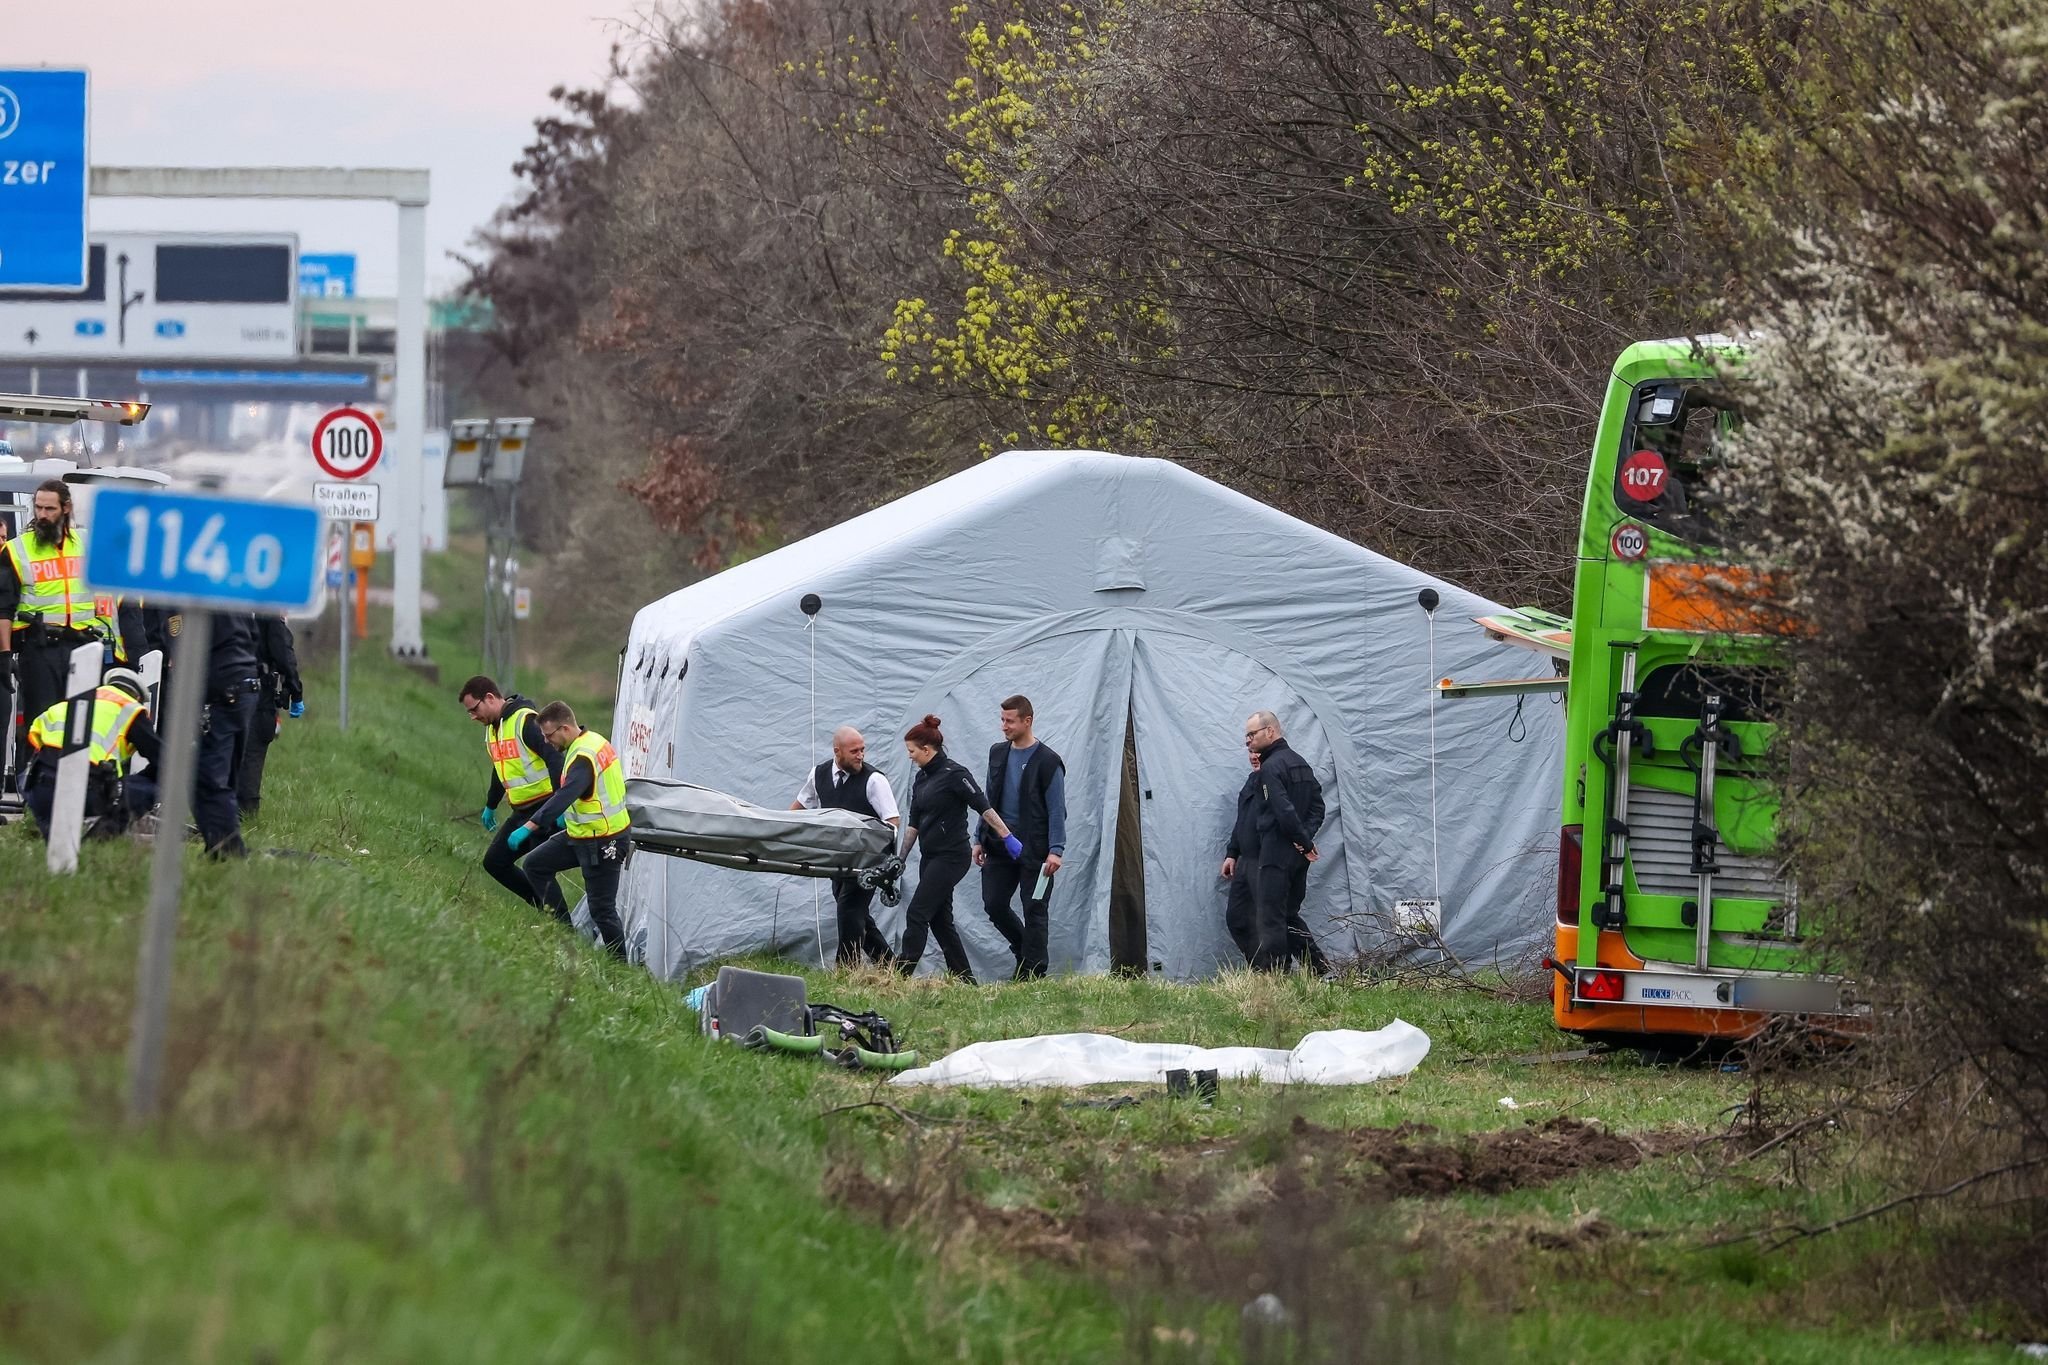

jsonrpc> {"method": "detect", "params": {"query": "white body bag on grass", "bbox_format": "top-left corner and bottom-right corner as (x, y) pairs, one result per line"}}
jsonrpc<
(890, 1019), (1431, 1088)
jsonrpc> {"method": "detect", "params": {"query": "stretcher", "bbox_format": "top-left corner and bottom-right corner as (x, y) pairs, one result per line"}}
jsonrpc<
(624, 778), (905, 903)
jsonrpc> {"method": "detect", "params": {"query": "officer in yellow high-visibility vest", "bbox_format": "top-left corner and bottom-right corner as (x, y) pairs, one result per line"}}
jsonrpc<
(0, 481), (139, 763)
(458, 675), (564, 908)
(21, 667), (161, 842)
(507, 700), (630, 958)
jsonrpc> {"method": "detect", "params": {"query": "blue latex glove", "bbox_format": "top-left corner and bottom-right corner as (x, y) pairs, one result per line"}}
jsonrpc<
(556, 813), (567, 829)
(508, 824), (532, 851)
(1002, 834), (1024, 860)
(480, 806), (498, 832)
(288, 699), (305, 718)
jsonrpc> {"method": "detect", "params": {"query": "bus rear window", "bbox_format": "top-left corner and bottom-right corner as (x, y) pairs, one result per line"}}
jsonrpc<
(1613, 380), (1736, 539)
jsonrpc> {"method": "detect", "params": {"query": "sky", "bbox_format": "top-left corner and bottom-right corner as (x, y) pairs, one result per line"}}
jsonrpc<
(10, 0), (647, 296)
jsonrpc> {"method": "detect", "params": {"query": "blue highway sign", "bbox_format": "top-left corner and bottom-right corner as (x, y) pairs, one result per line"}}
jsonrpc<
(298, 253), (357, 298)
(0, 69), (90, 290)
(86, 489), (323, 612)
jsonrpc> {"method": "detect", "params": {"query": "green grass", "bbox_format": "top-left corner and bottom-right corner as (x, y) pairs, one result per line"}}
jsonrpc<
(0, 547), (2020, 1363)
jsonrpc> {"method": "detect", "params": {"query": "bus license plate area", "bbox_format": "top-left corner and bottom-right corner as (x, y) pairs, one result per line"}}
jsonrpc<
(1729, 974), (1845, 1015)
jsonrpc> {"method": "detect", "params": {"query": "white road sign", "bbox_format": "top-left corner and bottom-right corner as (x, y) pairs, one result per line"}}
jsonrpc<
(315, 480), (381, 522)
(312, 406), (383, 480)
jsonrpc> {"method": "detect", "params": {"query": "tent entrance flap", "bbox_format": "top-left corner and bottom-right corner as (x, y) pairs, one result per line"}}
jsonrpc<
(1108, 696), (1149, 976)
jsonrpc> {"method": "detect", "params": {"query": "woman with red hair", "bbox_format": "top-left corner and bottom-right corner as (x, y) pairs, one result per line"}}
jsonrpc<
(898, 713), (1022, 981)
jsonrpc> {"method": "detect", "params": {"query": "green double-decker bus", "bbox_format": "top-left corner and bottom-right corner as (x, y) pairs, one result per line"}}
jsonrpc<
(1464, 340), (1856, 1044)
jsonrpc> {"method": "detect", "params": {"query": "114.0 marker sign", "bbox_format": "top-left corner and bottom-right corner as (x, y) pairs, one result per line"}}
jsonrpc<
(85, 489), (323, 612)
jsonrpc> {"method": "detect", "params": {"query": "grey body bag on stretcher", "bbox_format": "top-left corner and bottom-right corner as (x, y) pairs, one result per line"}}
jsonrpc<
(624, 778), (903, 898)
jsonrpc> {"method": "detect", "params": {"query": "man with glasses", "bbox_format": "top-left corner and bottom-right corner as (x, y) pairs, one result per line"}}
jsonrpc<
(1238, 710), (1331, 974)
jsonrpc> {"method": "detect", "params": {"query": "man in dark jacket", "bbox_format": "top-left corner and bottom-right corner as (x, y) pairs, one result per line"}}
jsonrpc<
(1221, 749), (1264, 964)
(237, 614), (304, 820)
(1243, 710), (1332, 973)
(974, 694), (1066, 979)
(791, 724), (900, 967)
(194, 612), (262, 857)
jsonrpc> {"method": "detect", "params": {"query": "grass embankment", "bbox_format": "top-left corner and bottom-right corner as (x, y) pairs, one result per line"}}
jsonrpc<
(0, 548), (2017, 1363)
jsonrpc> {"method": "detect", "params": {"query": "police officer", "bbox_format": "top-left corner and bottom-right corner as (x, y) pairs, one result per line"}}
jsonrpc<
(237, 614), (305, 821)
(507, 701), (629, 958)
(1221, 747), (1264, 965)
(21, 667), (160, 841)
(791, 724), (900, 967)
(459, 675), (563, 908)
(194, 613), (262, 857)
(0, 481), (137, 761)
(973, 694), (1067, 979)
(1242, 710), (1331, 973)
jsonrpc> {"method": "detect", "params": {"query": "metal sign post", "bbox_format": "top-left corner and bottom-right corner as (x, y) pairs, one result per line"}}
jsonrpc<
(125, 609), (210, 1124)
(85, 487), (321, 1126)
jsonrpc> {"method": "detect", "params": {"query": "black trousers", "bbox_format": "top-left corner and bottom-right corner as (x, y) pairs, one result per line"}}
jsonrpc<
(980, 855), (1054, 978)
(524, 830), (629, 957)
(236, 705), (280, 813)
(23, 762), (156, 841)
(195, 683), (258, 857)
(1250, 858), (1330, 973)
(482, 801), (547, 907)
(1226, 867), (1258, 964)
(13, 638), (82, 770)
(899, 849), (974, 981)
(832, 876), (893, 966)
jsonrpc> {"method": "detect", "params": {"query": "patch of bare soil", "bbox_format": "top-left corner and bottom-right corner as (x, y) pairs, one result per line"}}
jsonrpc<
(827, 1112), (1692, 1290)
(1302, 1114), (1693, 1198)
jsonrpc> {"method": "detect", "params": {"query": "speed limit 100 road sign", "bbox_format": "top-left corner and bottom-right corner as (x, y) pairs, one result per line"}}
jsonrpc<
(311, 407), (384, 480)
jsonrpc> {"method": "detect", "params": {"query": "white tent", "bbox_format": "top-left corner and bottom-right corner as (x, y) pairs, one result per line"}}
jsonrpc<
(610, 451), (1562, 980)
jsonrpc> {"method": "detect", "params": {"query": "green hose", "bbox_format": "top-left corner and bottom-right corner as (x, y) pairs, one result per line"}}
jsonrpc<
(743, 1026), (917, 1071)
(748, 1025), (823, 1054)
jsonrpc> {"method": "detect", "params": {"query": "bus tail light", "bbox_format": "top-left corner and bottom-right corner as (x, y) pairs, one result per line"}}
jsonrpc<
(1558, 825), (1584, 924)
(1579, 970), (1625, 1001)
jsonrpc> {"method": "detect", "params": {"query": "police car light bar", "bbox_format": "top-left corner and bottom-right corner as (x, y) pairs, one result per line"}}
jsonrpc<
(0, 394), (152, 426)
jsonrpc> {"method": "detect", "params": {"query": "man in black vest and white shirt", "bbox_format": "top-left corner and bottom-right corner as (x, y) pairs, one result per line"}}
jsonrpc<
(792, 725), (900, 967)
(974, 694), (1067, 979)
